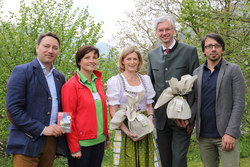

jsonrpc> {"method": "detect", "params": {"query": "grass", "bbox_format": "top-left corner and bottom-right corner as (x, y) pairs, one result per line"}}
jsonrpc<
(1, 134), (250, 167)
(187, 135), (250, 167)
(57, 133), (250, 166)
(1, 154), (249, 167)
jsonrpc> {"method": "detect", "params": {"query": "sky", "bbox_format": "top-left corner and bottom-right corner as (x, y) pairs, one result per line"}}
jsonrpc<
(1, 0), (135, 44)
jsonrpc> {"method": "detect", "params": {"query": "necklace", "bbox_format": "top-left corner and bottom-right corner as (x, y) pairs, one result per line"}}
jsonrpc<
(119, 73), (147, 94)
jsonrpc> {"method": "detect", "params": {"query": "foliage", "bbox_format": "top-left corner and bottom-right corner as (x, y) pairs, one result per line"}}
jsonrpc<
(187, 136), (200, 162)
(101, 129), (115, 167)
(178, 0), (249, 75)
(186, 135), (250, 167)
(97, 48), (119, 90)
(2, 153), (250, 167)
(0, 0), (106, 155)
(240, 134), (250, 158)
(114, 0), (249, 60)
(53, 157), (68, 167)
(54, 134), (250, 166)
(113, 0), (250, 132)
(0, 154), (12, 167)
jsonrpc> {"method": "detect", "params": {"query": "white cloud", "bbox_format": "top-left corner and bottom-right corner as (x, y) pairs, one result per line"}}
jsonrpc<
(74, 0), (135, 44)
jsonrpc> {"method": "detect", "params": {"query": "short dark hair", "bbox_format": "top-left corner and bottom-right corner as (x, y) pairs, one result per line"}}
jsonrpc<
(201, 33), (225, 52)
(75, 45), (99, 70)
(37, 32), (60, 46)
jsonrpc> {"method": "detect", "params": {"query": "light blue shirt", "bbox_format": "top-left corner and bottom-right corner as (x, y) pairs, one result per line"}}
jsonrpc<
(38, 60), (58, 126)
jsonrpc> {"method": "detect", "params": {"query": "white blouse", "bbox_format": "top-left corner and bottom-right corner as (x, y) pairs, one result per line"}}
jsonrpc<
(106, 74), (156, 106)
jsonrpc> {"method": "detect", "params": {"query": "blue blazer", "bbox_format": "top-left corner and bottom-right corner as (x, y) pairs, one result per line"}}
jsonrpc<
(6, 58), (65, 156)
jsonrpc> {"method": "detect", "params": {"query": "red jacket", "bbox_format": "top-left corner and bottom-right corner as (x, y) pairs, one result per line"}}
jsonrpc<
(61, 70), (109, 153)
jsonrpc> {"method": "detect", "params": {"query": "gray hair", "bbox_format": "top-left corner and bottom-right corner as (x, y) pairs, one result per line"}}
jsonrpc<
(154, 15), (176, 31)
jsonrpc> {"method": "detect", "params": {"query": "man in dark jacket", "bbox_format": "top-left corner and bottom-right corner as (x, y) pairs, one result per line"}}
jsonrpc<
(6, 32), (65, 167)
(191, 34), (245, 167)
(147, 15), (199, 167)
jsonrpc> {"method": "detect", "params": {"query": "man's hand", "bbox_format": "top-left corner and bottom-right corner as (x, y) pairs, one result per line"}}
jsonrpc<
(186, 123), (195, 134)
(43, 124), (64, 137)
(221, 134), (235, 152)
(173, 119), (189, 128)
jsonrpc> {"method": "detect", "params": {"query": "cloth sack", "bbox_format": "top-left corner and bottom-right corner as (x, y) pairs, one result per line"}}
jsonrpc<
(110, 91), (154, 140)
(154, 74), (197, 120)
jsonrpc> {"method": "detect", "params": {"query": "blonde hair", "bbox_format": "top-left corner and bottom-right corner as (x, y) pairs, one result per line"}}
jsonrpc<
(118, 45), (143, 73)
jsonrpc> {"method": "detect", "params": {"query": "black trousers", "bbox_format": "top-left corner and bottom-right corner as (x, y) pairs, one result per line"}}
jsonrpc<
(68, 142), (105, 167)
(157, 119), (191, 167)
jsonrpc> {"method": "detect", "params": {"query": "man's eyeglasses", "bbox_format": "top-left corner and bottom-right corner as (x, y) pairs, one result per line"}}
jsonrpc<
(157, 28), (173, 33)
(205, 44), (222, 50)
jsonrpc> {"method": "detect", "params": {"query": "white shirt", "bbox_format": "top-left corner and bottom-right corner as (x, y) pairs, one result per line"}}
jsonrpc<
(106, 74), (156, 106)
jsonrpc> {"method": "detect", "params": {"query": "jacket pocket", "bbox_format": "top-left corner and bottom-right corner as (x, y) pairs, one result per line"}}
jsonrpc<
(176, 66), (187, 70)
(152, 68), (159, 71)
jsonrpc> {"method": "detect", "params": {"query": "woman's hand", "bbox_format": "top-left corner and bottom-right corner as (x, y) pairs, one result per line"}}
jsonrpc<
(146, 104), (154, 125)
(148, 115), (154, 125)
(71, 151), (82, 159)
(125, 130), (138, 141)
(134, 135), (146, 141)
(105, 140), (110, 149)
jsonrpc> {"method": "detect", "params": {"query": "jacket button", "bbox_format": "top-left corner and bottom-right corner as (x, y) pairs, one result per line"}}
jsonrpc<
(48, 97), (52, 100)
(47, 112), (51, 115)
(80, 132), (82, 134)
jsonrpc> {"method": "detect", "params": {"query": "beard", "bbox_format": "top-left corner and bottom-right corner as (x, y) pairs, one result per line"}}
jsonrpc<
(205, 53), (222, 62)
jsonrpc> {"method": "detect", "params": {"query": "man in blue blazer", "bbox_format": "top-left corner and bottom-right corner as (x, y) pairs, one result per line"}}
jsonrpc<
(191, 34), (245, 167)
(6, 32), (65, 167)
(147, 15), (199, 167)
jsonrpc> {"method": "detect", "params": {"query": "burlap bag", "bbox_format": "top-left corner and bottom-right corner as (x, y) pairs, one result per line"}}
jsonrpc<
(154, 74), (197, 120)
(110, 91), (154, 139)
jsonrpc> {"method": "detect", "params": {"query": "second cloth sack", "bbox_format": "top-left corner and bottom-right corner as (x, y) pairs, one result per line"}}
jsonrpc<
(154, 74), (197, 120)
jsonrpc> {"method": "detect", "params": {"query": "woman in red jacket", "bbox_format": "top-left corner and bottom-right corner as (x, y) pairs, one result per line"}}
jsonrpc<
(61, 45), (109, 167)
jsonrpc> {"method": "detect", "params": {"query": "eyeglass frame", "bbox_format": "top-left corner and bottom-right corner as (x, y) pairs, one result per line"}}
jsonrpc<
(157, 27), (174, 33)
(204, 44), (222, 50)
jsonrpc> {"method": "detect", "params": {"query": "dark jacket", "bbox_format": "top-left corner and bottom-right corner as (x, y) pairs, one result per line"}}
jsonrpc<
(147, 41), (199, 130)
(6, 58), (65, 156)
(191, 58), (246, 139)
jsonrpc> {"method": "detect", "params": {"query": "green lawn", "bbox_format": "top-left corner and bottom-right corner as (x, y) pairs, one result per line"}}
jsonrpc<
(1, 151), (250, 167)
(51, 156), (250, 167)
(53, 134), (250, 166)
(1, 134), (249, 167)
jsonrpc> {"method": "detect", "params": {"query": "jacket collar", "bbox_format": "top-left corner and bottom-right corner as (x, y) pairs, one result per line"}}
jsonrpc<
(74, 70), (102, 81)
(31, 58), (51, 95)
(159, 40), (179, 54)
